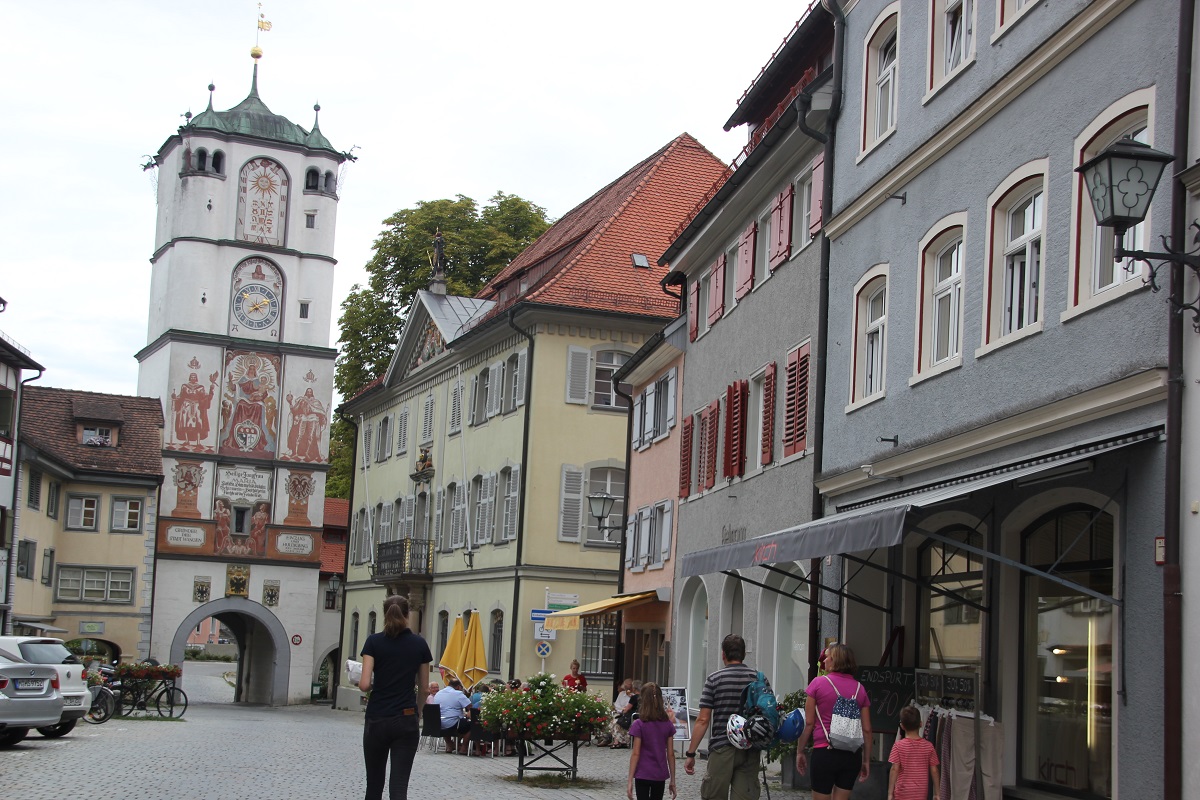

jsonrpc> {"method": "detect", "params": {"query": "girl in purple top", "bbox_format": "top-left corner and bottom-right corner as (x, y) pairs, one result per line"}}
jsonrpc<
(627, 683), (677, 800)
(795, 644), (874, 800)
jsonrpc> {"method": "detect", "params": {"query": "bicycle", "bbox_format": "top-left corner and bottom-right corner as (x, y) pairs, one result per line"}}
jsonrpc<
(116, 676), (188, 718)
(84, 685), (116, 724)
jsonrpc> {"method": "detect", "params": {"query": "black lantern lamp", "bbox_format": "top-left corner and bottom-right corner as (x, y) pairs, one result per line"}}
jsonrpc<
(587, 492), (622, 542)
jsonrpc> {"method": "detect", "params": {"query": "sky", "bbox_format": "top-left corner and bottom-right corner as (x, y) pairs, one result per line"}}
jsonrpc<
(2, 0), (814, 398)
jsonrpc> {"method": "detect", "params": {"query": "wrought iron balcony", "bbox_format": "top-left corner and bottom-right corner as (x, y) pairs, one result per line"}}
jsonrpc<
(374, 538), (434, 580)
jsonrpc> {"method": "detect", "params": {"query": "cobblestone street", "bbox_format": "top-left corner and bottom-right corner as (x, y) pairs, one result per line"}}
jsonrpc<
(3, 695), (809, 800)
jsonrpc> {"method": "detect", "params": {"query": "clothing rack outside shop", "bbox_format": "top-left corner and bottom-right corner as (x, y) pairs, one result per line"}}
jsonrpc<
(913, 668), (992, 800)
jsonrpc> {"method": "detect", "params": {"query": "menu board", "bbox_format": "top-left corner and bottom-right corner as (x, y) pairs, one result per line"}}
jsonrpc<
(914, 669), (977, 711)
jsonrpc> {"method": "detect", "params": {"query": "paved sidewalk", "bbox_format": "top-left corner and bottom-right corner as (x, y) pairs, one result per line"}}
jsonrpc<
(2, 702), (809, 800)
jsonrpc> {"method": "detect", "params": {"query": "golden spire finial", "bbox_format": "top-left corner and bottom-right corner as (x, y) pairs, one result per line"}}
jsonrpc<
(252, 2), (271, 60)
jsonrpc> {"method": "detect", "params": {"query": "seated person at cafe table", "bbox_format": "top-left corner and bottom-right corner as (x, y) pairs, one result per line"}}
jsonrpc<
(437, 678), (473, 753)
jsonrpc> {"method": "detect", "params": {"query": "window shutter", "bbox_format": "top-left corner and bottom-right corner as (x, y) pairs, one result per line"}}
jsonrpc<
(735, 221), (757, 299)
(487, 363), (503, 418)
(450, 383), (462, 433)
(386, 414), (395, 458)
(723, 383), (737, 479)
(808, 153), (825, 238)
(736, 380), (749, 477)
(644, 383), (657, 442)
(434, 489), (445, 546)
(770, 185), (795, 270)
(451, 484), (466, 548)
(761, 362), (777, 465)
(665, 368), (677, 429)
(514, 349), (528, 406)
(381, 503), (393, 542)
(397, 407), (409, 455)
(688, 280), (700, 342)
(705, 399), (720, 490)
(659, 502), (673, 563)
(558, 465), (584, 541)
(423, 394), (435, 442)
(565, 347), (590, 404)
(637, 507), (652, 564)
(481, 472), (497, 543)
(632, 394), (644, 449)
(503, 465), (520, 541)
(707, 256), (726, 324)
(403, 496), (416, 539)
(362, 422), (373, 465)
(783, 343), (812, 457)
(469, 375), (478, 425)
(624, 516), (636, 567)
(679, 416), (694, 499)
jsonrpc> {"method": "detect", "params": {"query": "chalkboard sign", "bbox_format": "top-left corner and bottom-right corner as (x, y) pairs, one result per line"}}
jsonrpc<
(855, 666), (915, 734)
(914, 669), (976, 711)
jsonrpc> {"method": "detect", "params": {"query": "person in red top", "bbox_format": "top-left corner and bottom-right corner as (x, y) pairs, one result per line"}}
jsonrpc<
(562, 659), (588, 692)
(887, 706), (940, 800)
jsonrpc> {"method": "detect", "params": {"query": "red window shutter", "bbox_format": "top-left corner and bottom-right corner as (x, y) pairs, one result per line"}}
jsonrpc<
(783, 344), (811, 458)
(705, 398), (720, 489)
(769, 186), (795, 270)
(679, 416), (694, 499)
(688, 280), (700, 342)
(809, 152), (825, 238)
(735, 222), (757, 300)
(735, 380), (749, 476)
(724, 383), (738, 478)
(707, 255), (726, 325)
(761, 362), (776, 465)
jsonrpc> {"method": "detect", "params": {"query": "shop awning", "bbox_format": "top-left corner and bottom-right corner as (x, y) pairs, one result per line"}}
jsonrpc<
(679, 428), (1158, 579)
(14, 619), (69, 634)
(543, 591), (660, 631)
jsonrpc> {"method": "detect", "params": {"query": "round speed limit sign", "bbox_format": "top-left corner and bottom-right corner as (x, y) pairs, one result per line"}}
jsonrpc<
(535, 641), (552, 659)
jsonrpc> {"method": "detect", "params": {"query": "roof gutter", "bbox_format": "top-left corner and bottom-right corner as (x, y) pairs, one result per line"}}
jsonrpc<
(505, 307), (536, 681)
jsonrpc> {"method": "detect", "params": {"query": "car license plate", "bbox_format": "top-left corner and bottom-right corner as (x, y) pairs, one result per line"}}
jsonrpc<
(15, 679), (45, 690)
(63, 696), (83, 706)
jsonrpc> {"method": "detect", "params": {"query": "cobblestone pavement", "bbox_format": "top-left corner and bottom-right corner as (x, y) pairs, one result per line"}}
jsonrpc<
(2, 701), (809, 800)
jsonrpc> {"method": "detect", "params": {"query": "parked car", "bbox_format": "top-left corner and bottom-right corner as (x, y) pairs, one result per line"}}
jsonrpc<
(0, 637), (88, 737)
(0, 653), (63, 747)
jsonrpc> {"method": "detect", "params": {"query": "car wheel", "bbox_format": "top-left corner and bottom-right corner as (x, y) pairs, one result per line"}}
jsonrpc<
(36, 719), (77, 738)
(0, 727), (30, 747)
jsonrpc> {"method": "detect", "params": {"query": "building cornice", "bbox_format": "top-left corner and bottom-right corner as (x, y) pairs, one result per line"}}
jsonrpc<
(825, 0), (1137, 240)
(149, 237), (337, 266)
(135, 330), (337, 363)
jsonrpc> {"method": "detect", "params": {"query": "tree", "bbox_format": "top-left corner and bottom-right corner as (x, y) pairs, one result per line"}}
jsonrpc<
(325, 192), (551, 498)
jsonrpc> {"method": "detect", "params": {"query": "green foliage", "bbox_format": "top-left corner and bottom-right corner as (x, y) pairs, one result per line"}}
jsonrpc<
(479, 672), (610, 739)
(327, 192), (550, 499)
(765, 689), (807, 764)
(183, 650), (237, 662)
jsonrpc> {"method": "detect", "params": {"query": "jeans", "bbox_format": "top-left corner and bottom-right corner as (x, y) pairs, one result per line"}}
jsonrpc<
(363, 712), (421, 800)
(635, 778), (666, 800)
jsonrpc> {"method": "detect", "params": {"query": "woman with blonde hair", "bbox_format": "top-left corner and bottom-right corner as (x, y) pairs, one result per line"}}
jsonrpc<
(794, 644), (873, 800)
(626, 682), (677, 800)
(359, 595), (433, 800)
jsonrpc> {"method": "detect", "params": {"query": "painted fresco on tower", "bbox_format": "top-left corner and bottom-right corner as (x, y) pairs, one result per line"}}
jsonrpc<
(275, 468), (327, 528)
(408, 319), (446, 373)
(219, 351), (281, 458)
(168, 358), (218, 453)
(279, 358), (333, 465)
(236, 157), (289, 247)
(212, 465), (272, 557)
(228, 257), (284, 340)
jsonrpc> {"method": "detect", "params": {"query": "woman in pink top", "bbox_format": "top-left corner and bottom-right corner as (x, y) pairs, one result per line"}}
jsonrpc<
(794, 644), (873, 800)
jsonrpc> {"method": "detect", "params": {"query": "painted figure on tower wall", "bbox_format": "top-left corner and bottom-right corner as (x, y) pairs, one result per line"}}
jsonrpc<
(170, 371), (218, 451)
(219, 351), (280, 458)
(284, 388), (328, 462)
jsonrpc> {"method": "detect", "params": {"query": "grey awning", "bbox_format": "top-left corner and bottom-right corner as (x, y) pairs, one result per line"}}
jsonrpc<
(14, 619), (69, 634)
(679, 429), (1158, 578)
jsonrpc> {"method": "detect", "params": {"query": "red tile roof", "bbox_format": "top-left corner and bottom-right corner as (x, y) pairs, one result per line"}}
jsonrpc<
(468, 134), (727, 329)
(324, 497), (349, 529)
(320, 540), (347, 574)
(19, 386), (164, 478)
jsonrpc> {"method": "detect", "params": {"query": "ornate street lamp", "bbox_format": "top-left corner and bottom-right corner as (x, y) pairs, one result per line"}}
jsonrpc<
(587, 492), (622, 542)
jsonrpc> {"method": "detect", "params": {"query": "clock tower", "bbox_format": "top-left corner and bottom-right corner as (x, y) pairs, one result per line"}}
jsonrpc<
(136, 53), (350, 704)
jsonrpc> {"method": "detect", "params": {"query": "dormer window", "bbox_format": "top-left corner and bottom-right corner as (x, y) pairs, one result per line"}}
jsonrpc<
(83, 426), (113, 447)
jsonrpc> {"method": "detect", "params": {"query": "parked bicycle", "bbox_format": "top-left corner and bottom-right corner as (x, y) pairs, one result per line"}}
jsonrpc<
(111, 661), (188, 719)
(84, 684), (116, 724)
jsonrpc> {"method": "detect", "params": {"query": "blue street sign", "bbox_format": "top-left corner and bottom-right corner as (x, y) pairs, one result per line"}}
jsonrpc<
(530, 608), (553, 622)
(535, 641), (552, 658)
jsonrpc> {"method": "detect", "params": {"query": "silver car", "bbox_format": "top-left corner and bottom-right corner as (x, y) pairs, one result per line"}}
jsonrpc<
(0, 654), (63, 747)
(0, 637), (89, 737)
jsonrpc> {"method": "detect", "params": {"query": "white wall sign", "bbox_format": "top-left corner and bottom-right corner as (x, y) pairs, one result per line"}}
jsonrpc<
(276, 533), (314, 555)
(532, 622), (556, 641)
(166, 525), (206, 548)
(547, 592), (579, 610)
(216, 466), (272, 504)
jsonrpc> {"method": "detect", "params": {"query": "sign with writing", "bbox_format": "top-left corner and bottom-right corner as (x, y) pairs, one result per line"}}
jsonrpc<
(532, 622), (556, 641)
(276, 533), (314, 555)
(166, 525), (206, 548)
(914, 669), (977, 711)
(547, 592), (578, 610)
(661, 686), (691, 740)
(216, 466), (272, 504)
(530, 608), (553, 622)
(78, 621), (105, 635)
(857, 666), (915, 733)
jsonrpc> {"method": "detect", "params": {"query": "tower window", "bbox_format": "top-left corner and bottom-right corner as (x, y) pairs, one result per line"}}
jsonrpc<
(305, 168), (320, 191)
(196, 149), (208, 171)
(305, 213), (316, 229)
(211, 151), (225, 174)
(299, 301), (311, 320)
(324, 171), (336, 193)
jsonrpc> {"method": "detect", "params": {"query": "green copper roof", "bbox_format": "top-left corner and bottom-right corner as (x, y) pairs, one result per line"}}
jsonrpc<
(186, 65), (341, 156)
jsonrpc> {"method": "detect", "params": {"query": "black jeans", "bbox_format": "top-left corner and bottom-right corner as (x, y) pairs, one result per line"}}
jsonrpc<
(363, 712), (421, 800)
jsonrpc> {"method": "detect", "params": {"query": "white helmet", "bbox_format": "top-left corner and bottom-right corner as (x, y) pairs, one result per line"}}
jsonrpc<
(726, 713), (751, 749)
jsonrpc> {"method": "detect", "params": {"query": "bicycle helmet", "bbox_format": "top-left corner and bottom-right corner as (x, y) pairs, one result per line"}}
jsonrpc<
(777, 707), (805, 742)
(726, 713), (751, 749)
(745, 714), (776, 749)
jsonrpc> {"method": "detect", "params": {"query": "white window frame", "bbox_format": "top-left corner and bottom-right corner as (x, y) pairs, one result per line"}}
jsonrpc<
(593, 351), (632, 410)
(749, 366), (767, 473)
(927, 0), (975, 98)
(993, 0), (1036, 41)
(57, 566), (134, 603)
(912, 213), (968, 385)
(860, 5), (900, 158)
(585, 465), (625, 545)
(754, 204), (773, 287)
(1002, 189), (1043, 337)
(472, 367), (490, 424)
(793, 172), (814, 252)
(375, 415), (391, 461)
(848, 264), (889, 411)
(110, 497), (143, 533)
(67, 495), (100, 531)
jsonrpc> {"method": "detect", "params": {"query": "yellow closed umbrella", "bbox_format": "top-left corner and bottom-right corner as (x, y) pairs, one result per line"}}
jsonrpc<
(439, 614), (466, 685)
(461, 609), (489, 691)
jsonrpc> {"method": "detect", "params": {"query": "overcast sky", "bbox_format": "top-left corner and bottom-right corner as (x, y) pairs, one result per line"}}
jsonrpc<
(2, 0), (811, 397)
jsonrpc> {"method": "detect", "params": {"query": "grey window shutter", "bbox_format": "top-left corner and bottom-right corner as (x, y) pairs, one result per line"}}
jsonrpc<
(665, 368), (677, 428)
(565, 347), (590, 404)
(514, 349), (528, 406)
(397, 407), (409, 455)
(558, 465), (584, 541)
(469, 375), (478, 425)
(632, 395), (644, 448)
(434, 489), (445, 547)
(503, 465), (521, 541)
(422, 395), (435, 442)
(625, 516), (637, 567)
(450, 383), (462, 433)
(637, 507), (652, 563)
(659, 502), (673, 563)
(644, 383), (657, 442)
(404, 496), (416, 539)
(487, 363), (503, 418)
(484, 472), (498, 541)
(451, 485), (466, 548)
(362, 422), (373, 465)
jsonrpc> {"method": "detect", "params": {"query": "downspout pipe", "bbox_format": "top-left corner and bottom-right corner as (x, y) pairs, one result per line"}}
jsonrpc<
(332, 410), (359, 711)
(506, 308), (535, 681)
(611, 371), (640, 699)
(806, 0), (845, 682)
(1164, 1), (1192, 795)
(4, 368), (42, 635)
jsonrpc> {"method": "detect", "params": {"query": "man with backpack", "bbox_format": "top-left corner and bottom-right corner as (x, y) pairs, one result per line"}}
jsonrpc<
(683, 634), (772, 800)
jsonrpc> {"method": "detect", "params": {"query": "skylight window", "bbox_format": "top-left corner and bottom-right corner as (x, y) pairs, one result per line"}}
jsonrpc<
(631, 253), (650, 268)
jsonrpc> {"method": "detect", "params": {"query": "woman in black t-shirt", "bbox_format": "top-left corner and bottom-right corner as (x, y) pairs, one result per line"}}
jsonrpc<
(359, 595), (433, 800)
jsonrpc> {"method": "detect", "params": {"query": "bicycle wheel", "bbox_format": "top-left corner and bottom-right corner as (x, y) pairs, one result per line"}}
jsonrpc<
(156, 686), (188, 718)
(85, 688), (115, 724)
(116, 687), (140, 716)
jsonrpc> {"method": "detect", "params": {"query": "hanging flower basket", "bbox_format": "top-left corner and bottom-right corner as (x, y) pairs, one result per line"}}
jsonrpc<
(479, 672), (610, 740)
(114, 663), (182, 682)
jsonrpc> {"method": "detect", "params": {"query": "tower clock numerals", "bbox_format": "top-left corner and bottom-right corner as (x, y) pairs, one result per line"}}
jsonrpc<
(232, 283), (281, 330)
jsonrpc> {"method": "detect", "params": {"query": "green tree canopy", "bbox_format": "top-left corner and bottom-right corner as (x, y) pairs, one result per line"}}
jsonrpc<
(326, 192), (551, 498)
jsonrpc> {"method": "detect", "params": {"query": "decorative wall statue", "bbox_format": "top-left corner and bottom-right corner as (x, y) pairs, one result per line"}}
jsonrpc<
(283, 388), (328, 462)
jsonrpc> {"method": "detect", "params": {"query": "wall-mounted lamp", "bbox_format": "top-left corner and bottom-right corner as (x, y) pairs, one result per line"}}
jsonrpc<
(587, 492), (623, 542)
(463, 549), (475, 570)
(877, 435), (899, 447)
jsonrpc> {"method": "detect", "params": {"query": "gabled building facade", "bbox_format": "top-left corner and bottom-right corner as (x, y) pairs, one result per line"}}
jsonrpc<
(336, 134), (727, 705)
(11, 387), (163, 660)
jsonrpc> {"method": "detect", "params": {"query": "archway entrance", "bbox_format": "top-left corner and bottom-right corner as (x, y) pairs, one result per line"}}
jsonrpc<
(170, 598), (291, 705)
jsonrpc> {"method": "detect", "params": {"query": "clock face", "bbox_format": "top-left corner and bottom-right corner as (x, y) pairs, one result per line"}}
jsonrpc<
(232, 283), (281, 331)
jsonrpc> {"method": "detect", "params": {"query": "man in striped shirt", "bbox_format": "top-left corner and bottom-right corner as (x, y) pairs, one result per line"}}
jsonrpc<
(683, 634), (763, 800)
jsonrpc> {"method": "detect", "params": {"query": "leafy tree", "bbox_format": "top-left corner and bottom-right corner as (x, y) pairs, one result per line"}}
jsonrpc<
(325, 192), (551, 498)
